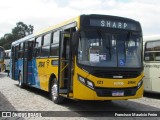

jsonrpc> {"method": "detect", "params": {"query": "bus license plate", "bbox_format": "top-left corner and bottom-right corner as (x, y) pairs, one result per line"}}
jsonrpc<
(112, 91), (124, 96)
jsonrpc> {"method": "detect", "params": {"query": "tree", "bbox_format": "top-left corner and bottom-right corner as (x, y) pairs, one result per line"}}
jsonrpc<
(4, 33), (14, 41)
(0, 37), (6, 46)
(0, 22), (34, 49)
(12, 22), (34, 39)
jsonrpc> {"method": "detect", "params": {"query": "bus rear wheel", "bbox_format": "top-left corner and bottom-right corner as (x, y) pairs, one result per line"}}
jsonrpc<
(18, 73), (25, 88)
(50, 78), (65, 104)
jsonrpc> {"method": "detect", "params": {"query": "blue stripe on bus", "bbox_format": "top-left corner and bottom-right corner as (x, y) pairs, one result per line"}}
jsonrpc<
(31, 58), (40, 89)
(15, 61), (19, 80)
(13, 58), (40, 89)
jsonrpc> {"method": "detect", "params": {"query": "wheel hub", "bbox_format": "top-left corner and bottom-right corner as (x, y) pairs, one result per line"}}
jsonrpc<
(52, 84), (58, 100)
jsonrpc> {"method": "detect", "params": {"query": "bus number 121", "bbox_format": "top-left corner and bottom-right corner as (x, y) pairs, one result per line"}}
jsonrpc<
(97, 80), (103, 84)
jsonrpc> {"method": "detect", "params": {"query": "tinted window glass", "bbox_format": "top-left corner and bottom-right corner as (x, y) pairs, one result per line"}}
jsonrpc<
(35, 48), (41, 57)
(36, 37), (42, 47)
(52, 31), (59, 44)
(78, 30), (142, 68)
(35, 37), (42, 57)
(28, 41), (34, 60)
(50, 44), (59, 56)
(19, 43), (23, 50)
(15, 46), (19, 60)
(146, 40), (160, 51)
(144, 52), (160, 61)
(41, 45), (50, 57)
(43, 34), (51, 46)
(144, 40), (160, 61)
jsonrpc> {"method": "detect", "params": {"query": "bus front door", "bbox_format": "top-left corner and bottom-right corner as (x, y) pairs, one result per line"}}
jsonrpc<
(58, 31), (72, 97)
(23, 41), (34, 85)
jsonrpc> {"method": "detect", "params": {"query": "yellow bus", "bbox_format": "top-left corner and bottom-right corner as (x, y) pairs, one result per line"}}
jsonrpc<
(0, 46), (5, 72)
(10, 14), (144, 104)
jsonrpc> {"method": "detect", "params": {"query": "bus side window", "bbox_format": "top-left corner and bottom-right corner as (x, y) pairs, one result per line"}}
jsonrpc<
(24, 42), (28, 58)
(41, 33), (51, 57)
(144, 52), (154, 61)
(50, 31), (59, 57)
(144, 40), (160, 61)
(52, 31), (59, 44)
(50, 44), (59, 57)
(28, 41), (34, 60)
(155, 52), (160, 61)
(11, 47), (15, 60)
(15, 46), (19, 61)
(35, 36), (42, 57)
(18, 43), (24, 59)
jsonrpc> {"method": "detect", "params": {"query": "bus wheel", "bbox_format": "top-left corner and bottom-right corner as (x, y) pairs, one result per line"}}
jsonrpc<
(50, 78), (65, 104)
(18, 73), (25, 88)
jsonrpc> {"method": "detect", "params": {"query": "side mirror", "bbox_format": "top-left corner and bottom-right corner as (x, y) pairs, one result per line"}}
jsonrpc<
(72, 32), (79, 55)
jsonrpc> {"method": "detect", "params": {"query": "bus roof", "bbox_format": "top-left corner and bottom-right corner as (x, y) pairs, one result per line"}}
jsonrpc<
(11, 14), (141, 46)
(35, 16), (80, 36)
(12, 34), (34, 46)
(12, 16), (80, 46)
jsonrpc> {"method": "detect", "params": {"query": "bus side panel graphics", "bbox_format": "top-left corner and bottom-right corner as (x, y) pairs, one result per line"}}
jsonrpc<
(36, 58), (48, 91)
(36, 58), (58, 92)
(31, 58), (40, 89)
(27, 60), (33, 85)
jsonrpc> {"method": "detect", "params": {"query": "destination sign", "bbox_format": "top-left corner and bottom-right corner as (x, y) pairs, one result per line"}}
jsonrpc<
(90, 19), (138, 31)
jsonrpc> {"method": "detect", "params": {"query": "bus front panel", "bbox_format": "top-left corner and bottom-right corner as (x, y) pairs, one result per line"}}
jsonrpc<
(72, 15), (144, 100)
(72, 62), (144, 100)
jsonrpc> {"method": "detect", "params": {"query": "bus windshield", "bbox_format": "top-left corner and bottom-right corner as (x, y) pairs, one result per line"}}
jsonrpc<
(78, 30), (142, 68)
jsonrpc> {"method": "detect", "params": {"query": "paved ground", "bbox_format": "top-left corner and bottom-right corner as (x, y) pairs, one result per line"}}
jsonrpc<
(0, 73), (160, 120)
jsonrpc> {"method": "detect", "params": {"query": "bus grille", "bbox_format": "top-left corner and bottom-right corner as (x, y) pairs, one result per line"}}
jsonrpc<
(95, 87), (137, 97)
(92, 70), (140, 79)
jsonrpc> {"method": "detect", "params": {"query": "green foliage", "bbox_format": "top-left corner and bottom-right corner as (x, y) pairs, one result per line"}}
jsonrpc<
(0, 22), (34, 49)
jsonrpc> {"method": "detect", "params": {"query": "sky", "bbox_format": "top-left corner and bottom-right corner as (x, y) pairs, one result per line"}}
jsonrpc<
(0, 0), (160, 37)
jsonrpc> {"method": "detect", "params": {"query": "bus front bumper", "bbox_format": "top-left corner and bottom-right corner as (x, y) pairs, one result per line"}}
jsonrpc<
(73, 83), (144, 100)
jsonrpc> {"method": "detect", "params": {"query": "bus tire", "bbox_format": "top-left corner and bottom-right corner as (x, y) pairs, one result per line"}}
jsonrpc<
(18, 73), (25, 88)
(50, 78), (65, 104)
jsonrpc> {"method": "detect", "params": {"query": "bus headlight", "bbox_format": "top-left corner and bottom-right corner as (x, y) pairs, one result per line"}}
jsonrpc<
(137, 80), (143, 89)
(78, 75), (95, 90)
(78, 76), (85, 83)
(86, 80), (94, 89)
